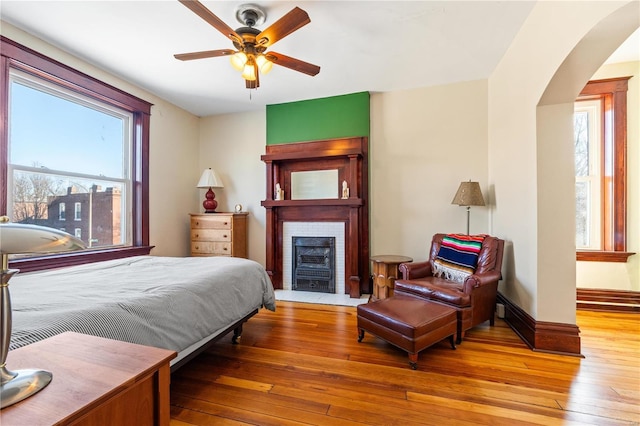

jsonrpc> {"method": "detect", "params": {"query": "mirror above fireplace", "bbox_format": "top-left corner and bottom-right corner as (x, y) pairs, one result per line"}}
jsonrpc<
(291, 169), (339, 200)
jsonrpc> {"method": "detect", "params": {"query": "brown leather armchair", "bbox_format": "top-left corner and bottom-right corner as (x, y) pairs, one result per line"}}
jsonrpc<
(395, 233), (504, 343)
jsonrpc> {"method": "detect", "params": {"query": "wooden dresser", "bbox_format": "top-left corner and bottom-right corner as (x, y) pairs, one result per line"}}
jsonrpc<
(1, 332), (176, 426)
(190, 212), (248, 258)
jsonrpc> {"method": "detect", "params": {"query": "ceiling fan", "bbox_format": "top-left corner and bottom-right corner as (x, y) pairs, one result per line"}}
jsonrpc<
(174, 0), (321, 89)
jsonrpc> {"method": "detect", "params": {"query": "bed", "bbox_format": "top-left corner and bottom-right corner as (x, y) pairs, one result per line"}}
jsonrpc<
(8, 255), (276, 371)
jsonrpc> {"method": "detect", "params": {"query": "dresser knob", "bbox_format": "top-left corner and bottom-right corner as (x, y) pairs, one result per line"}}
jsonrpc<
(223, 235), (228, 238)
(224, 222), (229, 225)
(195, 233), (199, 238)
(223, 247), (228, 251)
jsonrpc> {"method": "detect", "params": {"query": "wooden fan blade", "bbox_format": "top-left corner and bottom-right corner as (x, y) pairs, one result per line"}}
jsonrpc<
(256, 7), (310, 47)
(179, 0), (241, 43)
(268, 52), (320, 76)
(174, 49), (234, 61)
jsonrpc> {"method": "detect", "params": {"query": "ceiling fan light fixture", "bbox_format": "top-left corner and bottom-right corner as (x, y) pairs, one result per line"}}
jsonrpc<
(175, 2), (320, 91)
(255, 54), (273, 74)
(241, 60), (257, 81)
(230, 51), (248, 71)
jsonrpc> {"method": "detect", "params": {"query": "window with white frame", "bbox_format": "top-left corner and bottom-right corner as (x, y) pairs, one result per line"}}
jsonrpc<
(75, 228), (82, 239)
(58, 202), (66, 221)
(8, 69), (131, 249)
(574, 100), (602, 250)
(74, 202), (82, 221)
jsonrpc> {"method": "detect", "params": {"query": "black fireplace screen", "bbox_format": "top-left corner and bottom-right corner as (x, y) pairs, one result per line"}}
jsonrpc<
(292, 236), (335, 293)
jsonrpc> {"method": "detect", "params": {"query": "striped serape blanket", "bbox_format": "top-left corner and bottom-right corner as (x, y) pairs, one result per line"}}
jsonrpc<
(432, 234), (486, 283)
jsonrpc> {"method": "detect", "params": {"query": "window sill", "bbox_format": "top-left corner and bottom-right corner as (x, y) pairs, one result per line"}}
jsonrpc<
(576, 251), (635, 262)
(9, 246), (154, 273)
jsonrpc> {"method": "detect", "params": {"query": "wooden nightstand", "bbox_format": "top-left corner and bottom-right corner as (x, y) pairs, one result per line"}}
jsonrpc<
(0, 332), (176, 426)
(190, 212), (248, 258)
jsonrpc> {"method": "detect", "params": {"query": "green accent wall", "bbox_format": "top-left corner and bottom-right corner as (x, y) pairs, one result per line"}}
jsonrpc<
(266, 92), (370, 145)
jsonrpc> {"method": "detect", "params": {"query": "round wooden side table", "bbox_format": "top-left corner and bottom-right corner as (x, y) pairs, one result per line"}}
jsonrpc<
(370, 255), (413, 302)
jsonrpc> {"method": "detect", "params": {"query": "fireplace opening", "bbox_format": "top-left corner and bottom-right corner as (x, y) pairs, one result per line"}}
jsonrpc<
(292, 236), (335, 293)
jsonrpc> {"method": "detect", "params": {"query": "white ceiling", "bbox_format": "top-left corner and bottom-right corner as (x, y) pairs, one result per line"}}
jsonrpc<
(1, 1), (637, 117)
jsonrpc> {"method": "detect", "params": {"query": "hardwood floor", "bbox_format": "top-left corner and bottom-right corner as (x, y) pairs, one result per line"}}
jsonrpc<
(170, 301), (640, 425)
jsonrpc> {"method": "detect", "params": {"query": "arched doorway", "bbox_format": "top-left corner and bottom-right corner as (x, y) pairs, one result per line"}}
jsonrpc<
(488, 1), (639, 355)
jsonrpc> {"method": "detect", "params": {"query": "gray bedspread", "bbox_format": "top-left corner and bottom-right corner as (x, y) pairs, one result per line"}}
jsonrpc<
(9, 256), (276, 354)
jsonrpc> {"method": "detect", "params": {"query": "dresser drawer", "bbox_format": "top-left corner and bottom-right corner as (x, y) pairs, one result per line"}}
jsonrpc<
(189, 212), (248, 258)
(191, 215), (232, 230)
(191, 229), (231, 242)
(191, 241), (232, 255)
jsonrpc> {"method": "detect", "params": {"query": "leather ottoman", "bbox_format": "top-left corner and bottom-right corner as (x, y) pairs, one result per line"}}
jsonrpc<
(357, 295), (457, 369)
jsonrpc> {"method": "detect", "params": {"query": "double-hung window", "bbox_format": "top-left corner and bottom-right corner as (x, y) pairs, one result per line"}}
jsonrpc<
(574, 77), (633, 262)
(9, 69), (131, 247)
(74, 202), (82, 221)
(574, 99), (602, 250)
(58, 202), (66, 221)
(1, 37), (152, 272)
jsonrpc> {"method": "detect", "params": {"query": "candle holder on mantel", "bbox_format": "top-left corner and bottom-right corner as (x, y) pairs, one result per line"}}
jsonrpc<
(275, 183), (283, 200)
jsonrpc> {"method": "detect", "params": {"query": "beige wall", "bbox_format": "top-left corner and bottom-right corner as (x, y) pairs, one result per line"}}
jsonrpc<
(576, 60), (640, 291)
(198, 111), (267, 263)
(369, 80), (490, 261)
(1, 22), (201, 257)
(488, 1), (638, 323)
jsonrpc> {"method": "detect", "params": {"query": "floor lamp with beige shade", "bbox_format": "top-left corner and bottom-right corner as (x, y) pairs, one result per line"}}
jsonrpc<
(451, 181), (485, 235)
(0, 216), (86, 408)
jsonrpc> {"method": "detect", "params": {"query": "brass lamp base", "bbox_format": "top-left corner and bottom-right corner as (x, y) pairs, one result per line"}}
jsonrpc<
(0, 218), (86, 409)
(0, 366), (52, 408)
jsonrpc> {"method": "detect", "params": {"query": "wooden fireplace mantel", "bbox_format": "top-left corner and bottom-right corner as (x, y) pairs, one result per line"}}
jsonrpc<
(261, 199), (364, 208)
(261, 137), (370, 298)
